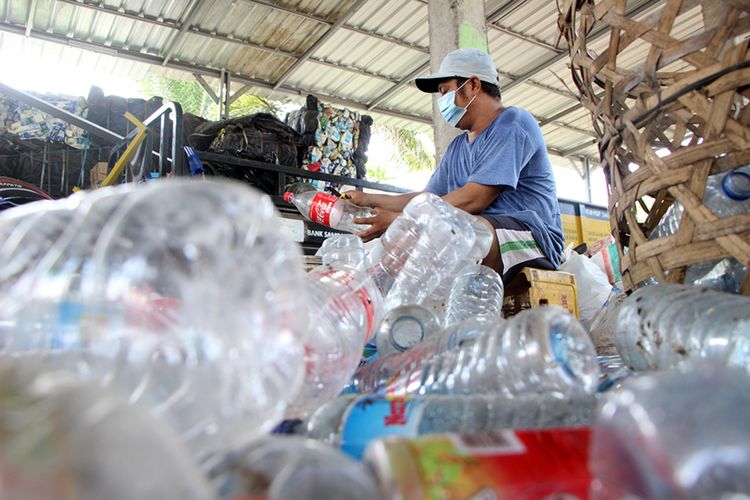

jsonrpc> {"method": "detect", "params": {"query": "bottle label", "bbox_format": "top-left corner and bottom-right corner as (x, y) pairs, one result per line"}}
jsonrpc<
(309, 192), (339, 226)
(377, 429), (592, 499)
(340, 395), (427, 459)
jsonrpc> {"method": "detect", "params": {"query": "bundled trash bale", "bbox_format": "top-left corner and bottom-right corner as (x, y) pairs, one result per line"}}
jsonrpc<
(285, 95), (373, 187)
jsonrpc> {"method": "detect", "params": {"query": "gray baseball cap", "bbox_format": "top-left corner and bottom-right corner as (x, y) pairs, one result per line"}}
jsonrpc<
(415, 48), (499, 93)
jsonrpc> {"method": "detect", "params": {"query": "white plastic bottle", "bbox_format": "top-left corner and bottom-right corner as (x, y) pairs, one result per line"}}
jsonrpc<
(284, 190), (376, 233)
(0, 179), (309, 462)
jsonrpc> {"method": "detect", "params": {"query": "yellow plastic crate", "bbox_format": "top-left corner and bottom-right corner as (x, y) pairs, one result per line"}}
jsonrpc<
(502, 268), (579, 319)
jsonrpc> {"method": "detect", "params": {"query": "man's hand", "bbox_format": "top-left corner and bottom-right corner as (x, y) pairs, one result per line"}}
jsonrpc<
(354, 208), (399, 242)
(342, 190), (373, 208)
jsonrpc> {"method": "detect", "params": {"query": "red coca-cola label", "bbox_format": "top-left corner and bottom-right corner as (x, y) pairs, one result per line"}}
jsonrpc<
(309, 192), (338, 226)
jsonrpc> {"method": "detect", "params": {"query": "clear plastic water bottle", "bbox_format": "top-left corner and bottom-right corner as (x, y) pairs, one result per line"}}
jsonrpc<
(591, 361), (750, 499)
(383, 306), (599, 398)
(375, 304), (440, 357)
(383, 194), (476, 309)
(615, 283), (750, 371)
(651, 167), (750, 292)
(0, 361), (215, 500)
(422, 217), (494, 321)
(284, 190), (376, 234)
(443, 264), (504, 327)
(288, 264), (384, 416)
(306, 392), (596, 459)
(213, 436), (379, 500)
(0, 179), (309, 461)
(316, 234), (365, 269)
(348, 316), (500, 394)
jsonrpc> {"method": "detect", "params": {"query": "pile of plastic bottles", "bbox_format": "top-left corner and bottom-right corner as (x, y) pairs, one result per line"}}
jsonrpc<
(0, 178), (748, 499)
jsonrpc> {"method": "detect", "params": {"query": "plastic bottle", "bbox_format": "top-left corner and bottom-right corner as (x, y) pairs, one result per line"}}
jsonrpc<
(375, 304), (440, 357)
(288, 264), (384, 416)
(0, 361), (215, 500)
(0, 179), (309, 462)
(306, 392), (595, 459)
(382, 193), (476, 309)
(348, 316), (501, 394)
(615, 283), (750, 371)
(284, 190), (376, 234)
(213, 436), (378, 500)
(591, 361), (750, 499)
(316, 234), (365, 269)
(651, 167), (750, 292)
(422, 217), (494, 321)
(381, 306), (600, 398)
(443, 264), (504, 327)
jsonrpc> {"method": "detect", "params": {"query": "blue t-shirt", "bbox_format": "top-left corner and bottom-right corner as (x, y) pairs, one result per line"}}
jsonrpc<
(425, 107), (564, 267)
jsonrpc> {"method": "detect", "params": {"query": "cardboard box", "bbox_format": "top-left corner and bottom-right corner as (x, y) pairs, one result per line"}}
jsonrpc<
(90, 162), (109, 188)
(502, 268), (579, 319)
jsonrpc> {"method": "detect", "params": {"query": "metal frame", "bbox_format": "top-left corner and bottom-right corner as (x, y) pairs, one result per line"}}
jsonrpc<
(196, 151), (410, 196)
(0, 81), (124, 144)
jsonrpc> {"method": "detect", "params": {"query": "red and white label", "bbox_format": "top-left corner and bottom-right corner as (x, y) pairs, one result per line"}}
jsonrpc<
(309, 192), (338, 226)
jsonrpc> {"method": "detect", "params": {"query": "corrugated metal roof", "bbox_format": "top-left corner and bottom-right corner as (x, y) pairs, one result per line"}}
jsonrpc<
(0, 0), (727, 167)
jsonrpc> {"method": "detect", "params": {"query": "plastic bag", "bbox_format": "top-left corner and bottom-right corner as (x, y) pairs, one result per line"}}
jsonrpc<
(560, 245), (612, 330)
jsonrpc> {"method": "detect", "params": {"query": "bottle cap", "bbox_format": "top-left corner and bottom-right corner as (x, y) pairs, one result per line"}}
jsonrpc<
(283, 192), (293, 203)
(721, 170), (750, 201)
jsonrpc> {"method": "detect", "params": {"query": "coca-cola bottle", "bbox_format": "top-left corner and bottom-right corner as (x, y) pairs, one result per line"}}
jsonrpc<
(284, 191), (376, 234)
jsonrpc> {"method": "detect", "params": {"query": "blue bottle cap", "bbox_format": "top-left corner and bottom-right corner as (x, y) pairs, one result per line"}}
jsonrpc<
(721, 170), (750, 201)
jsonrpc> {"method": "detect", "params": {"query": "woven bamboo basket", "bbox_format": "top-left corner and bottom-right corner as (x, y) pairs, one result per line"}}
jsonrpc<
(557, 0), (750, 295)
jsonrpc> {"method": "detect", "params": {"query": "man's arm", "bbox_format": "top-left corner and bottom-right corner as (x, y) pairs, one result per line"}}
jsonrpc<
(442, 182), (504, 214)
(343, 190), (422, 212)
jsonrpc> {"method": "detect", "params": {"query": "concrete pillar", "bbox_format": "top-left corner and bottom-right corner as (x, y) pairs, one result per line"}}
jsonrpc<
(427, 0), (488, 162)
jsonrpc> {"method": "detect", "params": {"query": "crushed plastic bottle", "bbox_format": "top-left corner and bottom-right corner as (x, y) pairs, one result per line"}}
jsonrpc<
(306, 392), (595, 459)
(443, 264), (504, 327)
(422, 217), (494, 321)
(651, 167), (750, 292)
(213, 436), (378, 500)
(316, 234), (365, 269)
(0, 179), (309, 461)
(381, 306), (599, 398)
(288, 264), (384, 416)
(375, 304), (440, 357)
(381, 193), (477, 309)
(615, 283), (750, 371)
(0, 361), (215, 500)
(591, 361), (750, 499)
(284, 190), (376, 234)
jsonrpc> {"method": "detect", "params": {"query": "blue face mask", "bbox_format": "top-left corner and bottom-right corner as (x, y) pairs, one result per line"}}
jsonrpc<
(438, 80), (478, 127)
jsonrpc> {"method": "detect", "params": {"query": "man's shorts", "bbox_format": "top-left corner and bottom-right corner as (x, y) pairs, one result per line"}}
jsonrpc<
(480, 214), (556, 284)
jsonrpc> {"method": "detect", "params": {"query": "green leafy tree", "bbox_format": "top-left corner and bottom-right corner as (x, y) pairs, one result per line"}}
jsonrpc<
(140, 75), (279, 119)
(366, 123), (435, 181)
